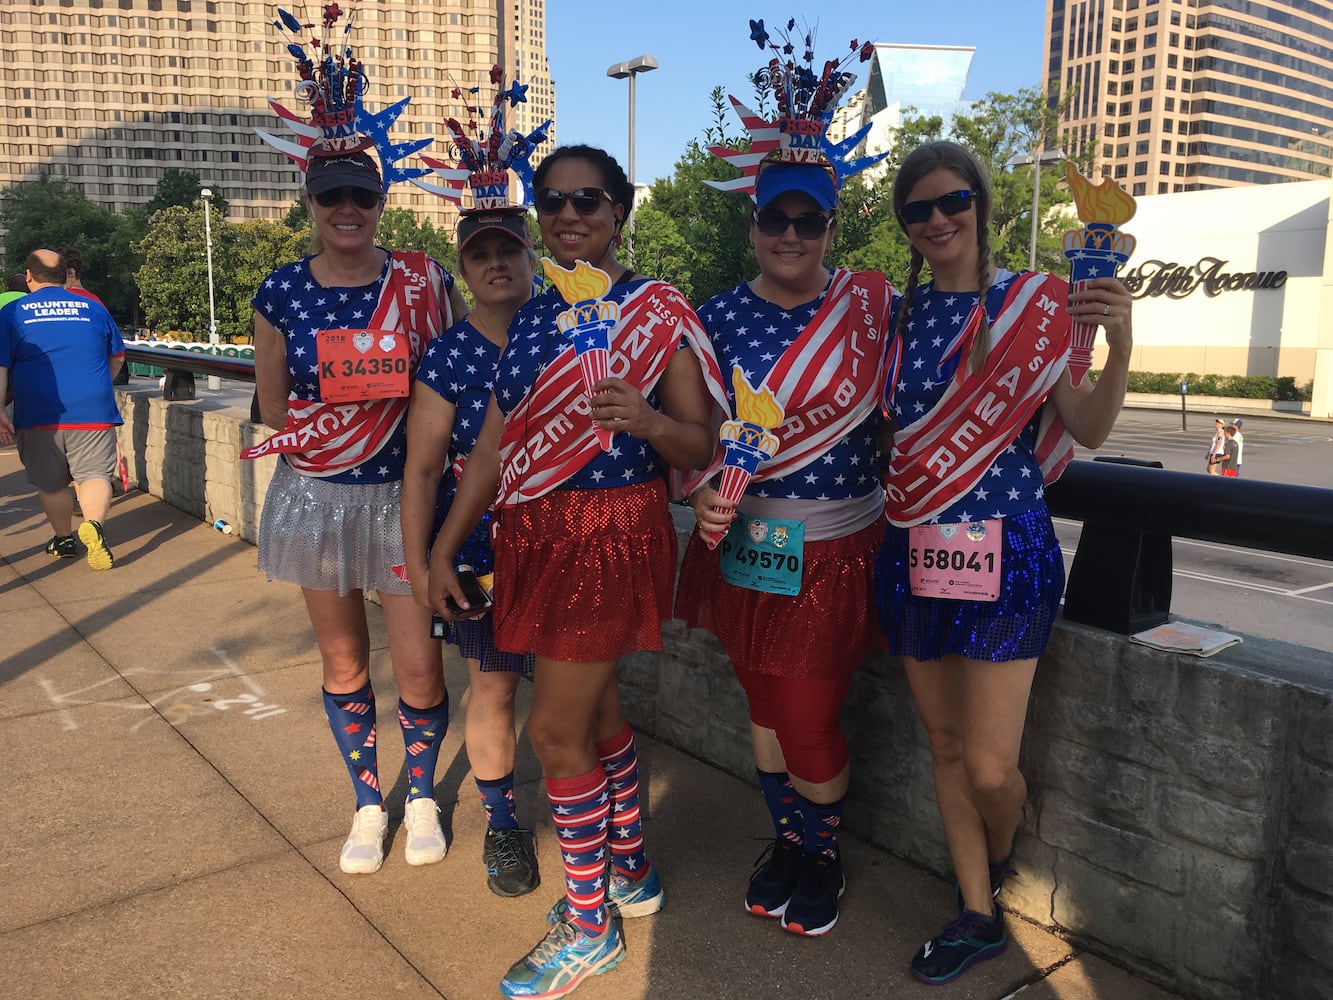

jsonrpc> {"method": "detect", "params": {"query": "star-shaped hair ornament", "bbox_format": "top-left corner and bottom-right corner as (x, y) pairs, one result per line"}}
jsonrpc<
(706, 15), (886, 198)
(412, 65), (551, 212)
(255, 4), (432, 190)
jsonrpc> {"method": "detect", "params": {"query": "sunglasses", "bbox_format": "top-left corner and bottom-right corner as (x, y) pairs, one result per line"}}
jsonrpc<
(534, 187), (614, 216)
(312, 186), (383, 210)
(753, 208), (835, 240)
(898, 189), (980, 225)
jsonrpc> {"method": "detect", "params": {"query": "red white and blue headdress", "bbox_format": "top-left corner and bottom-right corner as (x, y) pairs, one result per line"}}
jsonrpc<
(256, 4), (431, 190)
(413, 66), (552, 213)
(706, 17), (886, 198)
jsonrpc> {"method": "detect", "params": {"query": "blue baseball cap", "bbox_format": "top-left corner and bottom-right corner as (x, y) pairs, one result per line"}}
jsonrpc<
(755, 163), (839, 211)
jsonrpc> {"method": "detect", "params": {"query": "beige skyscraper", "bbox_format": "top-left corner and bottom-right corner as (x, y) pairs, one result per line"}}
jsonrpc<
(0, 0), (554, 228)
(1044, 0), (1333, 195)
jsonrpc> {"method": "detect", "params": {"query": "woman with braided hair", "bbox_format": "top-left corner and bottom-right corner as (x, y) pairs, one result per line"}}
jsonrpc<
(876, 141), (1133, 984)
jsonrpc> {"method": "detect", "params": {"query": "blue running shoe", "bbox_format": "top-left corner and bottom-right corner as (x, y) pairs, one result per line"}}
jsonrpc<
(609, 864), (665, 917)
(780, 851), (845, 937)
(499, 916), (624, 999)
(745, 838), (804, 918)
(546, 864), (664, 925)
(910, 908), (1007, 985)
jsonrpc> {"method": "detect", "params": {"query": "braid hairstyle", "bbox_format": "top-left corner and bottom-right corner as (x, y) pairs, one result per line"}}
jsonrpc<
(532, 143), (635, 241)
(892, 141), (995, 374)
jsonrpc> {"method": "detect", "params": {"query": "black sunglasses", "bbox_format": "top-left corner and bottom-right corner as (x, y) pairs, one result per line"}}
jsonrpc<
(312, 186), (383, 210)
(753, 208), (835, 240)
(534, 186), (614, 216)
(898, 189), (980, 226)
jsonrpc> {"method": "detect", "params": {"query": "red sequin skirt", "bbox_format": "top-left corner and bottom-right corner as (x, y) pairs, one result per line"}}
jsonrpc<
(492, 479), (675, 662)
(675, 515), (887, 679)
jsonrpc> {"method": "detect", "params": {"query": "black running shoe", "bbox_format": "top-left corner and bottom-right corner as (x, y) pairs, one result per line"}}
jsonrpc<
(744, 838), (804, 918)
(46, 534), (77, 559)
(780, 851), (845, 937)
(484, 826), (540, 898)
(911, 908), (1007, 985)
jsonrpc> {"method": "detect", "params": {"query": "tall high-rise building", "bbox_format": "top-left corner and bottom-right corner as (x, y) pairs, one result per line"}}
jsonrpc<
(0, 0), (553, 228)
(502, 0), (555, 152)
(1044, 0), (1333, 195)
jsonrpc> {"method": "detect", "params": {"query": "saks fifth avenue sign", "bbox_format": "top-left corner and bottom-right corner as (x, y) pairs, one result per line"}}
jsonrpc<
(1123, 256), (1288, 299)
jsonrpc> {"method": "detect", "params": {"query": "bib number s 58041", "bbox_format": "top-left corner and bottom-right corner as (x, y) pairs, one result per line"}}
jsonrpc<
(908, 520), (1002, 602)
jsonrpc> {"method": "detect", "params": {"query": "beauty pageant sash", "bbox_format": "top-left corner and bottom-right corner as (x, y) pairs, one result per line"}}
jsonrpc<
(241, 251), (449, 475)
(884, 271), (1075, 527)
(680, 268), (898, 496)
(497, 280), (724, 507)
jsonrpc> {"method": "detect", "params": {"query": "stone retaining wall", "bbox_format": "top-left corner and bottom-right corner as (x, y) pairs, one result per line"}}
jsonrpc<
(116, 386), (1333, 1000)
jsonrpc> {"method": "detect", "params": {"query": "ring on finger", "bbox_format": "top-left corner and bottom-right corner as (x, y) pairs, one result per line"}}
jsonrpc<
(1103, 303), (1111, 316)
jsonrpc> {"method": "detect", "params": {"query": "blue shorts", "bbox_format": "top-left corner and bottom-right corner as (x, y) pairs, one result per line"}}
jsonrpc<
(875, 506), (1064, 663)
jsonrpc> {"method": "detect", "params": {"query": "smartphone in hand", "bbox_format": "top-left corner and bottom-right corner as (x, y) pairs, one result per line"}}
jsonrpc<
(445, 568), (493, 618)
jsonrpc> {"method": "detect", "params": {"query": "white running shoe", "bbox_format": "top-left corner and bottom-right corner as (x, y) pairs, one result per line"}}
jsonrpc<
(403, 797), (448, 866)
(339, 805), (389, 874)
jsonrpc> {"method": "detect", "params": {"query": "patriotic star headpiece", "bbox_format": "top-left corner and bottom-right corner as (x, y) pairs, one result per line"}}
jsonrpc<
(412, 65), (552, 213)
(705, 16), (887, 200)
(256, 4), (431, 191)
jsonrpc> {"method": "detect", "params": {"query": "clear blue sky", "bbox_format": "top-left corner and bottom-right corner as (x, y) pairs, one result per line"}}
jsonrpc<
(546, 2), (1049, 185)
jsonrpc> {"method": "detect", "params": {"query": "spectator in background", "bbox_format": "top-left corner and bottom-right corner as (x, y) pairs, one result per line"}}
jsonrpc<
(58, 247), (105, 306)
(0, 249), (124, 570)
(0, 274), (27, 310)
(1206, 417), (1226, 475)
(1232, 418), (1245, 476)
(1220, 423), (1240, 477)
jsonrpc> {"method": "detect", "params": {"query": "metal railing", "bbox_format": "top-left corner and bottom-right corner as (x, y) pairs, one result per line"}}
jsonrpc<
(122, 344), (257, 383)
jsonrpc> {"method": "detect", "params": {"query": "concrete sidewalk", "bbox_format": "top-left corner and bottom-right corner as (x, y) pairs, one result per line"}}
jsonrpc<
(0, 450), (1180, 1000)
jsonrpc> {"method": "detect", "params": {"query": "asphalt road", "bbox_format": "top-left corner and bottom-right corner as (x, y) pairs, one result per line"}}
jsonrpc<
(1063, 408), (1333, 652)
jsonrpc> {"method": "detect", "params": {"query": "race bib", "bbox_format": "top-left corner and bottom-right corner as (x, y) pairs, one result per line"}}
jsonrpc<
(316, 328), (411, 403)
(719, 514), (805, 596)
(908, 520), (1002, 602)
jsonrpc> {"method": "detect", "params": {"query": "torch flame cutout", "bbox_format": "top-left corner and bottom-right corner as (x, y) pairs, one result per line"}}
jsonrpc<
(731, 366), (784, 428)
(542, 257), (612, 305)
(1065, 162), (1137, 226)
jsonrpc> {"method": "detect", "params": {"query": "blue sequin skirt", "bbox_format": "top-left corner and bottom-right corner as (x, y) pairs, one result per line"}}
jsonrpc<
(875, 506), (1064, 662)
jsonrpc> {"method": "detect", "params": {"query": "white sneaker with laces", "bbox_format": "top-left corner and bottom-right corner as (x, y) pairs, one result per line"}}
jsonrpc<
(403, 797), (448, 866)
(340, 804), (389, 874)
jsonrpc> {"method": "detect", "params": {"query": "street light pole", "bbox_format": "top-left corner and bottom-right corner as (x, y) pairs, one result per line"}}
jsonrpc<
(606, 54), (658, 260)
(200, 186), (220, 390)
(1010, 149), (1066, 270)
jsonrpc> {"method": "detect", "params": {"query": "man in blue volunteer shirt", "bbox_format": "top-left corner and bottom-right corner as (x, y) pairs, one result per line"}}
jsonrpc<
(0, 248), (125, 569)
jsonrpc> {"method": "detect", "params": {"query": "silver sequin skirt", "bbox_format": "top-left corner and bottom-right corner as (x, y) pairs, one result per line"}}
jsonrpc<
(257, 458), (412, 597)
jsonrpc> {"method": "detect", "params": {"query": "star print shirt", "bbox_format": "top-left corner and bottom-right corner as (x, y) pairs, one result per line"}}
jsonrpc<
(252, 252), (456, 485)
(890, 272), (1050, 523)
(492, 281), (671, 491)
(696, 280), (881, 501)
(415, 318), (497, 502)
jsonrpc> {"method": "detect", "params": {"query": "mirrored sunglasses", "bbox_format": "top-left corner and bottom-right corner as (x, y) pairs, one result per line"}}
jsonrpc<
(534, 187), (614, 216)
(312, 186), (383, 210)
(753, 208), (834, 240)
(898, 189), (980, 226)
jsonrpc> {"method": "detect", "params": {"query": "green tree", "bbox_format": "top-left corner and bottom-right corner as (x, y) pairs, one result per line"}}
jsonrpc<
(0, 174), (124, 307)
(145, 169), (231, 220)
(136, 205), (309, 342)
(377, 207), (458, 276)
